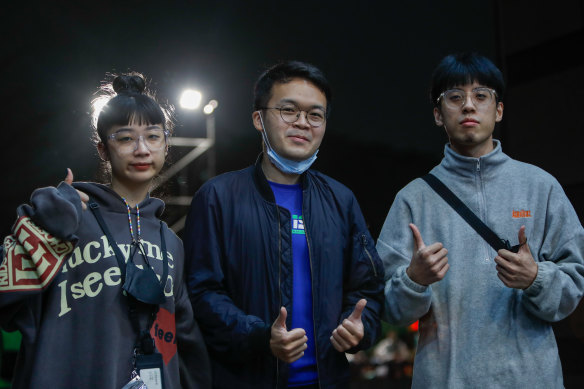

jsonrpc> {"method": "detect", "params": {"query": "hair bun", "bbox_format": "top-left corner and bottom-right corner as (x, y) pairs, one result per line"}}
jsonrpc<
(112, 74), (146, 95)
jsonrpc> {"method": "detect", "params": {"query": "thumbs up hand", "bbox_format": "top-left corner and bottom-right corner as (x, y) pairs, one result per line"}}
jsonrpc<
(270, 307), (308, 363)
(406, 223), (450, 286)
(330, 299), (367, 352)
(64, 168), (88, 211)
(494, 225), (538, 289)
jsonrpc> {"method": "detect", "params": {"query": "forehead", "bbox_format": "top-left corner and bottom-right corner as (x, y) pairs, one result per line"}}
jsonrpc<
(108, 121), (163, 133)
(448, 80), (487, 91)
(268, 78), (327, 107)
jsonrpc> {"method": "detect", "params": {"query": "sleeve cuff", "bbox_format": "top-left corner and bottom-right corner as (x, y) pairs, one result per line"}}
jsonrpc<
(399, 266), (430, 293)
(523, 262), (544, 297)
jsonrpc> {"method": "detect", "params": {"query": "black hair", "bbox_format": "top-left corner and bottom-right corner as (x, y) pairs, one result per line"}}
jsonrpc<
(253, 60), (332, 117)
(430, 52), (505, 108)
(90, 72), (175, 182)
(92, 72), (174, 145)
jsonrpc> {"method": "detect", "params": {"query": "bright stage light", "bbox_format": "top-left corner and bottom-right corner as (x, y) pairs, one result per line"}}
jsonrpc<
(203, 104), (214, 115)
(180, 89), (202, 110)
(203, 100), (218, 115)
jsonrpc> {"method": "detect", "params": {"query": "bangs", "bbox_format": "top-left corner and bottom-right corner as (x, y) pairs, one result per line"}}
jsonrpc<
(430, 53), (505, 106)
(437, 64), (494, 93)
(97, 94), (166, 140)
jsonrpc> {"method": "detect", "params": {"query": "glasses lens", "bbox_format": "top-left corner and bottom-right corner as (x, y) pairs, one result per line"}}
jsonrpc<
(142, 129), (166, 150)
(110, 129), (167, 153)
(443, 90), (465, 109)
(306, 109), (325, 126)
(442, 88), (495, 109)
(279, 105), (300, 124)
(278, 105), (325, 127)
(471, 88), (495, 107)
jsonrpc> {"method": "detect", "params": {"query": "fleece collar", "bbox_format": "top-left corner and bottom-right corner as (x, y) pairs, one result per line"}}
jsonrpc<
(439, 139), (510, 180)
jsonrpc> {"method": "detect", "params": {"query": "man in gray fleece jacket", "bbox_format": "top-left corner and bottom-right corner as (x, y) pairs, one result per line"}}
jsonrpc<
(377, 52), (584, 388)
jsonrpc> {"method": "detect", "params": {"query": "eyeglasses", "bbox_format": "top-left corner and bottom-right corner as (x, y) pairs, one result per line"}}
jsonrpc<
(437, 87), (497, 110)
(107, 128), (169, 153)
(261, 104), (326, 127)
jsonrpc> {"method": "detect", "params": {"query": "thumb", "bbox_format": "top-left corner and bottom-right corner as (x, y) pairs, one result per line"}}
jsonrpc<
(409, 223), (426, 251)
(518, 225), (530, 253)
(64, 168), (74, 185)
(348, 299), (367, 322)
(274, 306), (287, 330)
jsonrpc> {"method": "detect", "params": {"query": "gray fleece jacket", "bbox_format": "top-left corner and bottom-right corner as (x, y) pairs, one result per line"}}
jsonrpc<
(377, 140), (584, 388)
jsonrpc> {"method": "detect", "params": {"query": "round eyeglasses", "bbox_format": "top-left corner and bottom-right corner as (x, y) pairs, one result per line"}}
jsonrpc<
(437, 87), (498, 110)
(107, 128), (169, 154)
(261, 104), (326, 127)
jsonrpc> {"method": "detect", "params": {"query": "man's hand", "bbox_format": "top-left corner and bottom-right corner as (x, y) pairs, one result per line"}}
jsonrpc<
(64, 168), (88, 210)
(406, 223), (449, 286)
(330, 299), (366, 352)
(270, 307), (307, 363)
(494, 226), (538, 289)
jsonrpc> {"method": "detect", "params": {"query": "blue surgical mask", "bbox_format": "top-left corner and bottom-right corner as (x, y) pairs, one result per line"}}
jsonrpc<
(258, 111), (318, 175)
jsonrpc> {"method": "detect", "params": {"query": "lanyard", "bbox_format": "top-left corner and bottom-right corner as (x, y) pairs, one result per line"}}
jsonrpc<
(88, 199), (169, 289)
(88, 198), (169, 354)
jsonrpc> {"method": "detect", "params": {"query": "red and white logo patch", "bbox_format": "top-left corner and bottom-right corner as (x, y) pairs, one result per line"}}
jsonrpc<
(0, 216), (72, 292)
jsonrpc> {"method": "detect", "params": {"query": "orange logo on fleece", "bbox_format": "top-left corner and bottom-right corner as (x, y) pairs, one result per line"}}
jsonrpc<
(512, 209), (532, 218)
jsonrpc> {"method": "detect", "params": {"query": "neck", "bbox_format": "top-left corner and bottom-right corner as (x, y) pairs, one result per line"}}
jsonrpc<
(261, 155), (301, 185)
(451, 139), (495, 159)
(111, 177), (151, 207)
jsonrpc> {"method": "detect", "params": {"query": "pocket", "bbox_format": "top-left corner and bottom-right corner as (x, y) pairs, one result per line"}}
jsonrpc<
(354, 232), (384, 280)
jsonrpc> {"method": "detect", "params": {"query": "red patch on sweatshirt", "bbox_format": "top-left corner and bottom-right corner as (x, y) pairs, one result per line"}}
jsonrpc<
(150, 307), (177, 365)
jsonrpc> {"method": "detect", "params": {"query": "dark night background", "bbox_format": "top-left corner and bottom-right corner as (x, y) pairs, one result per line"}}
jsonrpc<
(2, 0), (584, 386)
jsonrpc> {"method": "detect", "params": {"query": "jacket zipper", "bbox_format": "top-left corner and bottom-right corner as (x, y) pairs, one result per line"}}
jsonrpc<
(476, 159), (490, 258)
(303, 203), (321, 389)
(361, 235), (377, 277)
(276, 204), (282, 387)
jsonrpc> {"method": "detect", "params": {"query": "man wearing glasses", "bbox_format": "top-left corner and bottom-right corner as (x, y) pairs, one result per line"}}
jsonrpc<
(377, 51), (584, 388)
(184, 60), (384, 389)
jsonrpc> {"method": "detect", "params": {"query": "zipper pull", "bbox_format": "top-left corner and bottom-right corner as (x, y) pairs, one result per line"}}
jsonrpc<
(476, 160), (481, 172)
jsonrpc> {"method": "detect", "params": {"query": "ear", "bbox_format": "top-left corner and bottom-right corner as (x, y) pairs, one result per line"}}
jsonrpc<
(97, 142), (109, 161)
(252, 111), (264, 132)
(433, 107), (444, 126)
(495, 101), (504, 122)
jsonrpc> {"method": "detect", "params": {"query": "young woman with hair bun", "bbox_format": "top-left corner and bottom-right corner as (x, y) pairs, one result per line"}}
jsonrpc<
(0, 72), (211, 388)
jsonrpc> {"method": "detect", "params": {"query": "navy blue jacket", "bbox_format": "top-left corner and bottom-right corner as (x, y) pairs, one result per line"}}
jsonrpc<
(184, 157), (384, 389)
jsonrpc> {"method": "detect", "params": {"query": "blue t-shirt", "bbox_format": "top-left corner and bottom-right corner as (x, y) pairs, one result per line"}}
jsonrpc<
(269, 181), (318, 386)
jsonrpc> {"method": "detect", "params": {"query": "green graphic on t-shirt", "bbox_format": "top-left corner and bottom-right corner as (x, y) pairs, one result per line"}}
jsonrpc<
(292, 215), (305, 235)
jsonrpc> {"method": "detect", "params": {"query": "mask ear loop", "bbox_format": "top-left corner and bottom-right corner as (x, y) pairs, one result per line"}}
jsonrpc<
(258, 111), (274, 150)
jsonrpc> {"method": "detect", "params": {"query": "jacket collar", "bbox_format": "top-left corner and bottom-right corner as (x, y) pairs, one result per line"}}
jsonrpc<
(252, 153), (310, 202)
(439, 139), (510, 179)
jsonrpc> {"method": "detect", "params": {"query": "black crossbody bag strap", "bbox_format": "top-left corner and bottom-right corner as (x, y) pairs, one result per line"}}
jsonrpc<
(421, 174), (519, 253)
(159, 222), (169, 289)
(88, 199), (129, 282)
